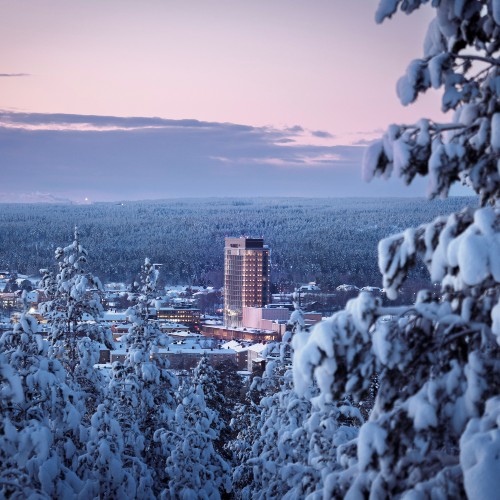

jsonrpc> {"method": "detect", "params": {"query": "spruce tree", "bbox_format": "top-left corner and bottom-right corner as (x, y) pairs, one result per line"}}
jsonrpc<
(0, 292), (83, 497)
(39, 227), (112, 420)
(78, 400), (139, 498)
(156, 385), (232, 499)
(110, 258), (177, 494)
(294, 2), (500, 497)
(192, 355), (231, 458)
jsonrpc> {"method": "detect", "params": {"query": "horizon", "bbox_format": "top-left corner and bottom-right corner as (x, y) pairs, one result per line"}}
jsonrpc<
(0, 192), (477, 205)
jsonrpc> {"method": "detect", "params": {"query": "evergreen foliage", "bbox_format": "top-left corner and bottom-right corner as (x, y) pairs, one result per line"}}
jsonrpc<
(231, 306), (362, 499)
(294, 1), (500, 497)
(155, 385), (232, 499)
(78, 401), (140, 499)
(39, 227), (112, 417)
(0, 293), (83, 497)
(110, 258), (178, 495)
(0, 197), (473, 288)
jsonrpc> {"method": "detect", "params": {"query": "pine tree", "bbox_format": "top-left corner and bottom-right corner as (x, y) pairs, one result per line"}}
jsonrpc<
(0, 292), (83, 497)
(232, 299), (363, 499)
(77, 400), (139, 498)
(108, 360), (155, 497)
(110, 258), (177, 494)
(230, 315), (294, 498)
(243, 368), (314, 500)
(294, 2), (500, 497)
(156, 385), (232, 499)
(192, 354), (232, 458)
(226, 378), (264, 496)
(39, 227), (112, 420)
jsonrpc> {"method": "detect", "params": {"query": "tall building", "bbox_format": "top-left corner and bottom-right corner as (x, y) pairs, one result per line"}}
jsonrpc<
(224, 237), (271, 327)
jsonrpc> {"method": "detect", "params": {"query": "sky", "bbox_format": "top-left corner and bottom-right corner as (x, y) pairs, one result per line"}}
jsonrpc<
(0, 0), (457, 202)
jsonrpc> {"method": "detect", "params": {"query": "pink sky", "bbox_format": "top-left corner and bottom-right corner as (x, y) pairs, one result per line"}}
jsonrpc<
(1, 0), (442, 140)
(1, 1), (461, 202)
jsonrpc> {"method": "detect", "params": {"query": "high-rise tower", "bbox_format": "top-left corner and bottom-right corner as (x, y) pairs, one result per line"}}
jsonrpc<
(224, 237), (271, 327)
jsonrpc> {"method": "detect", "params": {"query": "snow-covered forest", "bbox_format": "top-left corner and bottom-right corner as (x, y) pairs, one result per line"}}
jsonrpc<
(0, 197), (473, 289)
(3, 0), (500, 498)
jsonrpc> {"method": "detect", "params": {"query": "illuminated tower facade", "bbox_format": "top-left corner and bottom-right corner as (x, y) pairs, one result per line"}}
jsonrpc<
(224, 237), (271, 327)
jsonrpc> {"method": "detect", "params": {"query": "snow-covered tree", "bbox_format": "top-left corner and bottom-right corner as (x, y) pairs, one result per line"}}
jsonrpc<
(77, 400), (140, 498)
(365, 0), (500, 206)
(0, 292), (83, 497)
(230, 312), (297, 498)
(110, 258), (177, 493)
(238, 365), (313, 500)
(155, 385), (232, 499)
(39, 227), (112, 418)
(295, 2), (500, 498)
(192, 355), (224, 415)
(226, 378), (264, 495)
(191, 354), (233, 458)
(107, 360), (155, 496)
(232, 302), (362, 500)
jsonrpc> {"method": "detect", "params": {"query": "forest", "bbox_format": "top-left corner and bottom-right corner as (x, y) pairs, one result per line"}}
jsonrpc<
(0, 196), (474, 290)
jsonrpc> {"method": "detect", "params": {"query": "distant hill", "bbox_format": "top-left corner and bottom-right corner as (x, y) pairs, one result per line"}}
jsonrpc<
(0, 192), (74, 204)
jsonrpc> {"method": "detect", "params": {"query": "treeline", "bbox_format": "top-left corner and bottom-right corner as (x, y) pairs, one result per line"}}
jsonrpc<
(0, 197), (475, 289)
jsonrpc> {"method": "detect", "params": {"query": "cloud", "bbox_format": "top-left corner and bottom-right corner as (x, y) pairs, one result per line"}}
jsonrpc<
(0, 111), (221, 131)
(274, 138), (295, 144)
(212, 151), (343, 167)
(285, 125), (304, 133)
(311, 130), (334, 138)
(0, 73), (30, 77)
(352, 138), (378, 146)
(0, 111), (431, 201)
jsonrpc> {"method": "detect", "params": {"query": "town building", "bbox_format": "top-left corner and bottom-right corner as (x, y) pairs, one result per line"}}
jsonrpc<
(242, 305), (290, 330)
(224, 237), (270, 327)
(220, 340), (250, 370)
(156, 306), (201, 329)
(0, 292), (18, 309)
(201, 324), (279, 342)
(109, 343), (236, 371)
